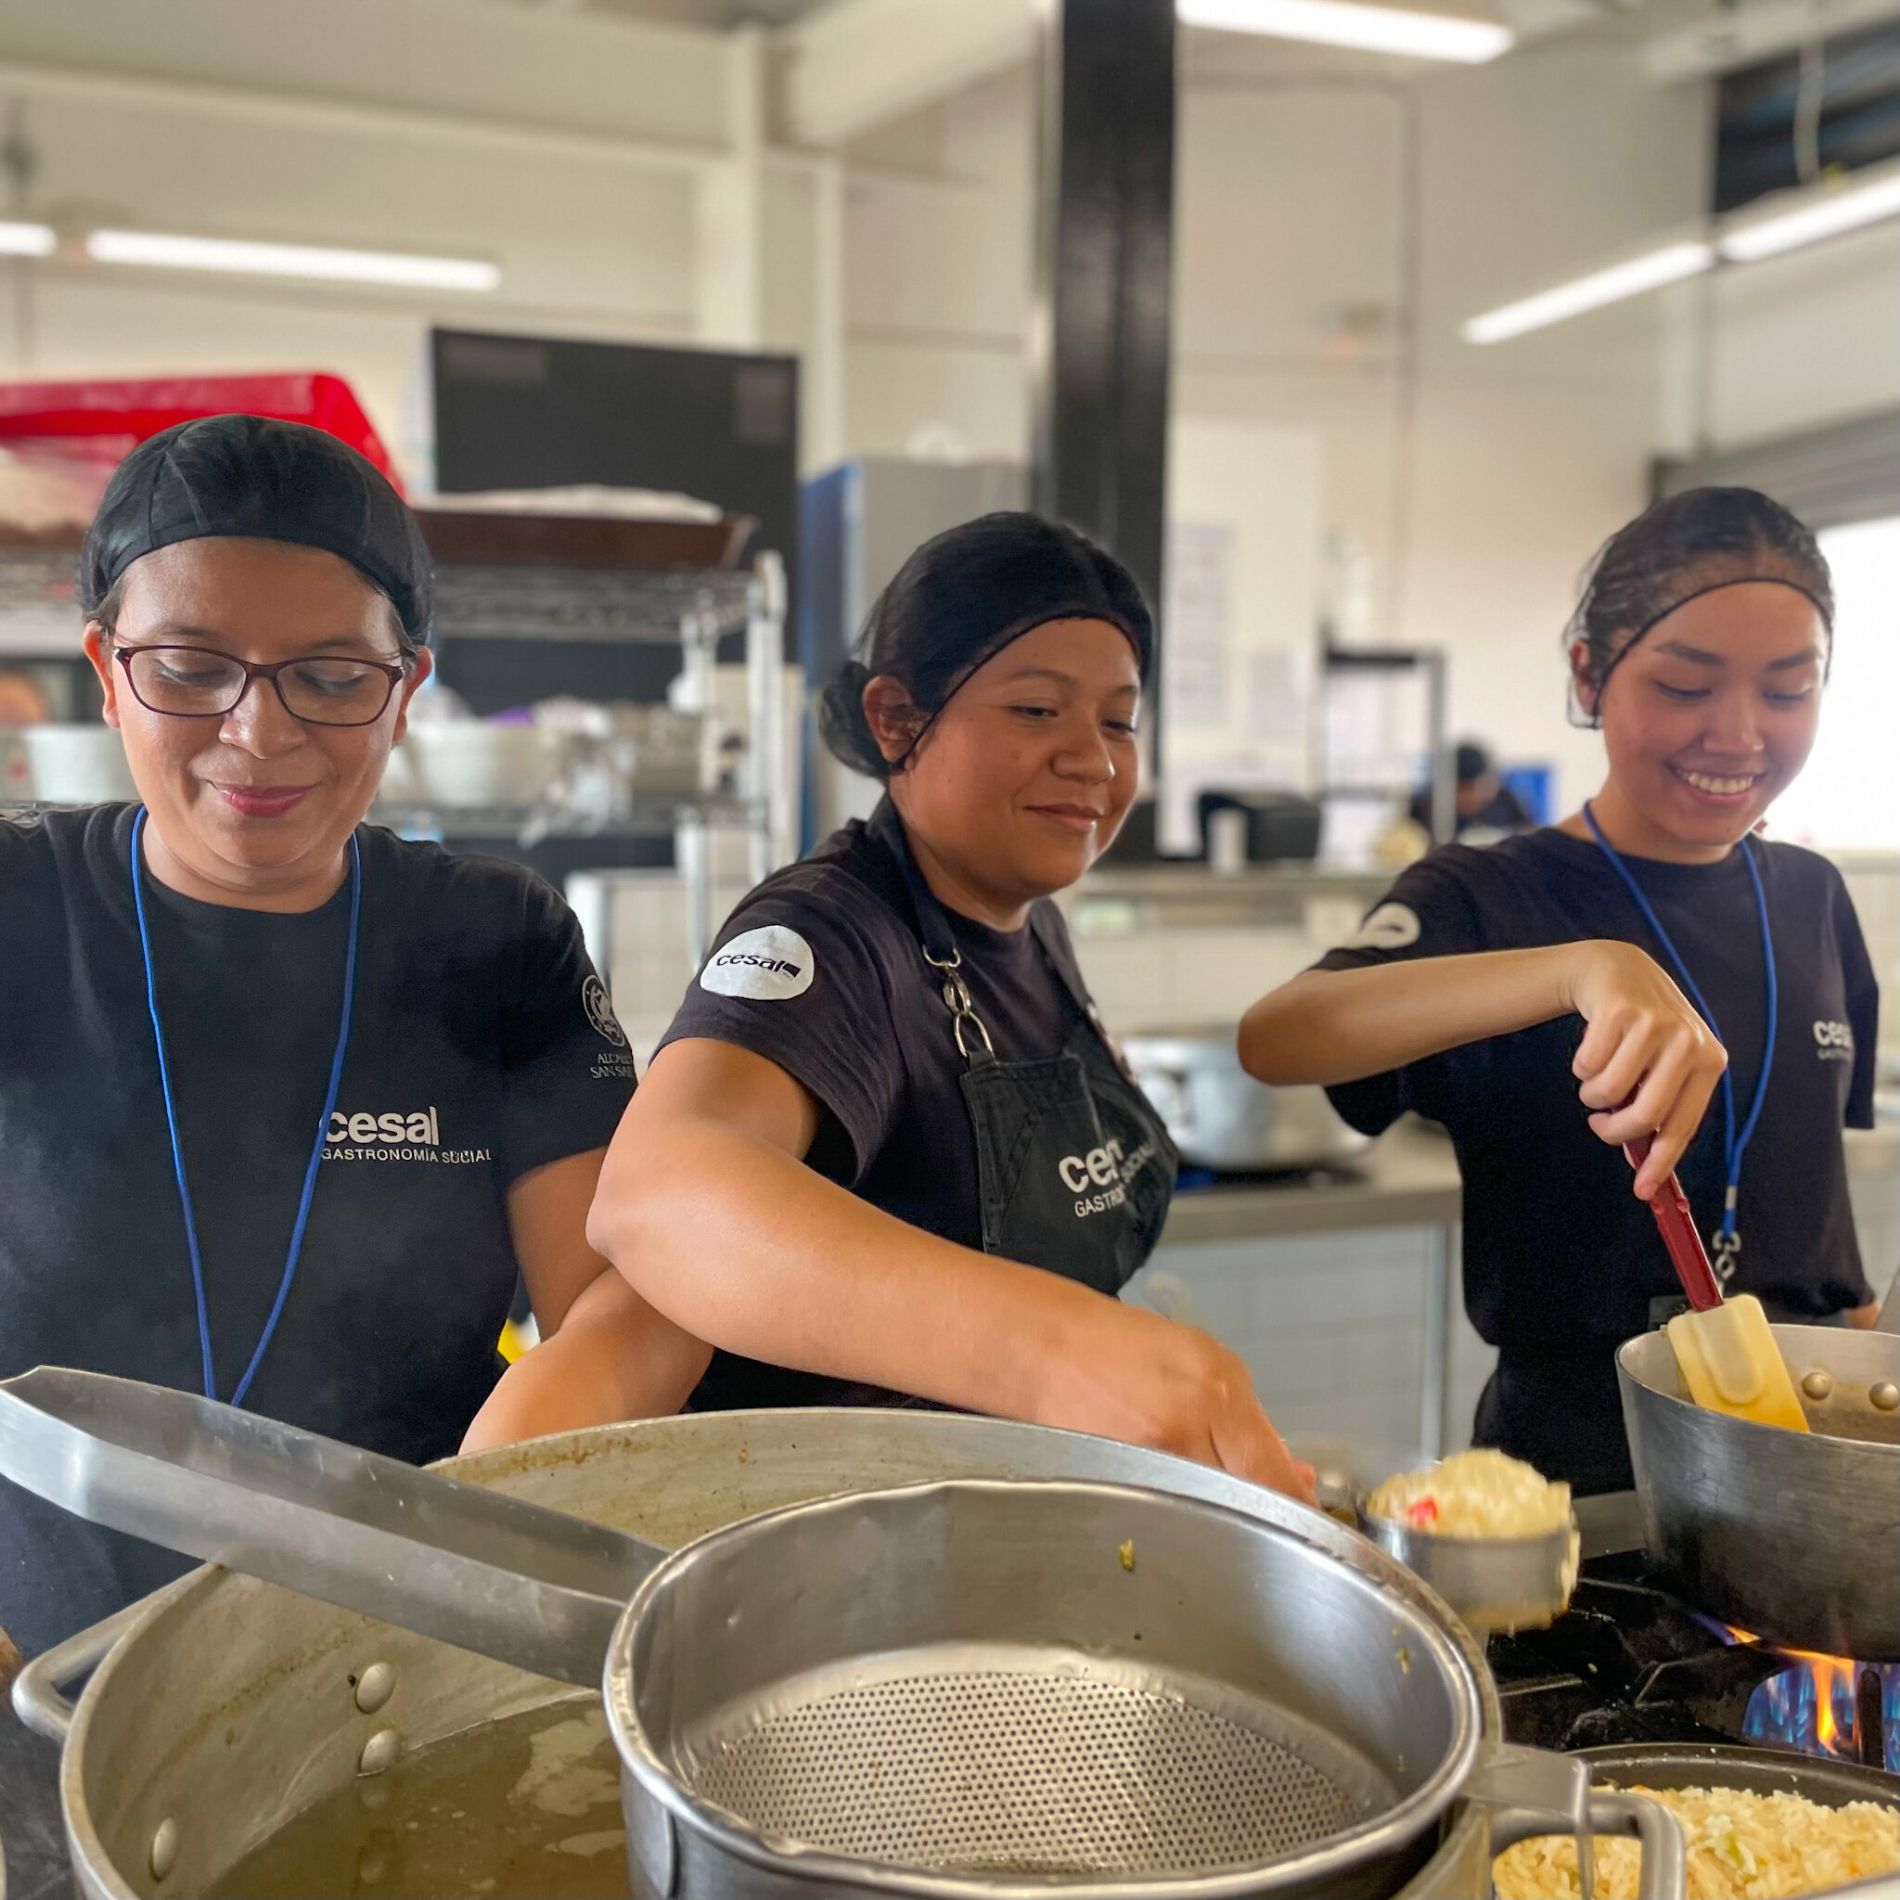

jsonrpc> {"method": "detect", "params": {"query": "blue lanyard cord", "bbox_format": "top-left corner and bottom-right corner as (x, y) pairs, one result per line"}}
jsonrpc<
(131, 808), (362, 1405)
(1581, 802), (1777, 1237)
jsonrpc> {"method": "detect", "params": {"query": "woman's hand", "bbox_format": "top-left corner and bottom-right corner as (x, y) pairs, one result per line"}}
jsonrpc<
(1560, 939), (1728, 1197)
(1031, 1300), (1318, 1505)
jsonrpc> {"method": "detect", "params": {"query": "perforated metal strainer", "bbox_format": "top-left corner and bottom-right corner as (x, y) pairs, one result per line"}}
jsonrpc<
(610, 1477), (1479, 1896)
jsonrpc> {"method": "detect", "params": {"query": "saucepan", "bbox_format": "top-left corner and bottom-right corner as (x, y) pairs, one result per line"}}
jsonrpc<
(2, 1369), (1685, 1900)
(1119, 1029), (1369, 1173)
(1618, 1322), (1900, 1659)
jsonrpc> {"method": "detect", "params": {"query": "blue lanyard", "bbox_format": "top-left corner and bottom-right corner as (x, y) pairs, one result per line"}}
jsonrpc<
(1582, 802), (1777, 1273)
(131, 807), (362, 1406)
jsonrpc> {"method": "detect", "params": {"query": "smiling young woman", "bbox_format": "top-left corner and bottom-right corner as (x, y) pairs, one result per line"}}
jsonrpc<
(0, 417), (709, 1662)
(586, 512), (1314, 1502)
(1239, 488), (1881, 1493)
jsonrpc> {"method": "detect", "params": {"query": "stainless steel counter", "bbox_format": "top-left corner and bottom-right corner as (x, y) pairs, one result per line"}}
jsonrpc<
(1162, 1120), (1462, 1246)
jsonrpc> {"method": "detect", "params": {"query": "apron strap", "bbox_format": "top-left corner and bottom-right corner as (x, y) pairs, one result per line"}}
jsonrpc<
(869, 798), (1120, 1076)
(870, 799), (998, 1067)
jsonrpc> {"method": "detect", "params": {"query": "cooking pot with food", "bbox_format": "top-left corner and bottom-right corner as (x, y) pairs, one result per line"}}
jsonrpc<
(8, 1394), (1682, 1900)
(1618, 1322), (1900, 1659)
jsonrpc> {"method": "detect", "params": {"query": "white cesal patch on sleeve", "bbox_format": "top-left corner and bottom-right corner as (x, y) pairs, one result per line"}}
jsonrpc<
(1346, 902), (1422, 952)
(699, 924), (816, 1001)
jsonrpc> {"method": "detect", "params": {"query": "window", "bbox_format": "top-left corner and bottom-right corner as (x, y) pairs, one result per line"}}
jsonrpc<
(1769, 514), (1900, 851)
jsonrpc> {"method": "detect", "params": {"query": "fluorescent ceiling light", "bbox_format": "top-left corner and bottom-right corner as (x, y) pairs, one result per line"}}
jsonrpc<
(1718, 164), (1900, 262)
(0, 221), (57, 258)
(85, 230), (500, 292)
(1460, 240), (1713, 344)
(1180, 0), (1512, 62)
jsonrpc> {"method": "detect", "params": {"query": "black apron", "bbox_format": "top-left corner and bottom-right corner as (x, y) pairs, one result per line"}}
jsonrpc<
(874, 804), (1177, 1294)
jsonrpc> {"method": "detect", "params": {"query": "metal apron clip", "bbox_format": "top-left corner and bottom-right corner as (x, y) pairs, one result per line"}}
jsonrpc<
(921, 943), (997, 1064)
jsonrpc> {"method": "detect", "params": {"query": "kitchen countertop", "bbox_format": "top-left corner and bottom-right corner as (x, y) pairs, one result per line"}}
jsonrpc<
(1161, 1118), (1900, 1248)
(1162, 1120), (1464, 1245)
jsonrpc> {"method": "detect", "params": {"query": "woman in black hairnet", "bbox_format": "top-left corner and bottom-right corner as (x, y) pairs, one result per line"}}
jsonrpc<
(589, 513), (1314, 1504)
(0, 416), (710, 1658)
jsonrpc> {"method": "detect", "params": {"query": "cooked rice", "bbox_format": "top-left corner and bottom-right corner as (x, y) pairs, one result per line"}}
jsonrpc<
(1493, 1784), (1900, 1899)
(1366, 1447), (1572, 1538)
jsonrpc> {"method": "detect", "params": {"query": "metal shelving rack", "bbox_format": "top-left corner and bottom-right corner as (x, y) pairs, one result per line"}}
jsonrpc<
(0, 543), (792, 963)
(1313, 645), (1453, 848)
(420, 546), (792, 958)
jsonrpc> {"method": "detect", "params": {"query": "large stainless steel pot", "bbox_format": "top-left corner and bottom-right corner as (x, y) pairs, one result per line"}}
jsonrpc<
(12, 1408), (1668, 1900)
(1120, 1030), (1370, 1173)
(1618, 1322), (1900, 1659)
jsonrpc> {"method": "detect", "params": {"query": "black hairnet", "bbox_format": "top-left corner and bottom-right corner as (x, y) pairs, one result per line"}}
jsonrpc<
(78, 415), (434, 646)
(819, 511), (1154, 780)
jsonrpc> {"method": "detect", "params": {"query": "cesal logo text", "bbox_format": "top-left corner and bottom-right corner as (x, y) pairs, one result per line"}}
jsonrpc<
(715, 951), (803, 978)
(699, 925), (816, 1001)
(323, 1107), (491, 1165)
(1814, 1020), (1855, 1061)
(1060, 1137), (1159, 1218)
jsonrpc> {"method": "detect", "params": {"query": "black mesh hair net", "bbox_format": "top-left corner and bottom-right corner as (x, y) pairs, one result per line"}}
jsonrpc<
(78, 414), (434, 646)
(819, 511), (1154, 780)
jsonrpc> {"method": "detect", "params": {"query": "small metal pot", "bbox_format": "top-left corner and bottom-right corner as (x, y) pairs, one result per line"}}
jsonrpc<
(1120, 1030), (1370, 1174)
(1618, 1322), (1900, 1658)
(1362, 1516), (1578, 1638)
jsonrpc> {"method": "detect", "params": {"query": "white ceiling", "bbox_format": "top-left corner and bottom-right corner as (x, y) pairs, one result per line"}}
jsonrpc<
(487, 0), (827, 26)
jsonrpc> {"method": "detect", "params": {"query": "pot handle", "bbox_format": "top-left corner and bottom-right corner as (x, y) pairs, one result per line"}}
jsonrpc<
(0, 1367), (660, 1688)
(1468, 1743), (1687, 1900)
(10, 1599), (149, 1744)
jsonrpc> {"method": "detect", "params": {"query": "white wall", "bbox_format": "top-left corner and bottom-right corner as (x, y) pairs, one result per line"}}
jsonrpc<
(835, 35), (1708, 812)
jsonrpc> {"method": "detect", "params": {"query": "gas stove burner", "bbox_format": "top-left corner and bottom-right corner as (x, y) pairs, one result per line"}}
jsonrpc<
(1491, 1543), (1900, 1772)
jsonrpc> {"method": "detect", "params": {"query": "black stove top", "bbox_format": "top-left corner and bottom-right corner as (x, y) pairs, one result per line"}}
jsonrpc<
(1491, 1545), (1900, 1772)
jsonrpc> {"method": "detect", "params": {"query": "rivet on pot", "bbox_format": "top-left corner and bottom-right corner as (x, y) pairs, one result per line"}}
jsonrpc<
(149, 1817), (180, 1883)
(1872, 1382), (1899, 1413)
(1802, 1370), (1834, 1401)
(354, 1661), (397, 1714)
(358, 1728), (403, 1777)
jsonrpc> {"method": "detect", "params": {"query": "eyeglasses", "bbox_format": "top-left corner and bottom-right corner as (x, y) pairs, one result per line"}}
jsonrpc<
(111, 643), (407, 729)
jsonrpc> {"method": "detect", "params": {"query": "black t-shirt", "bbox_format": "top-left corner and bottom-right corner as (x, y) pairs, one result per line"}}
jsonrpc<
(1318, 828), (1878, 1359)
(657, 808), (1104, 1410)
(1, 805), (637, 1656)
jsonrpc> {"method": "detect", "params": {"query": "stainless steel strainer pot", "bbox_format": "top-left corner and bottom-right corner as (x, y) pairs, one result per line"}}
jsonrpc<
(2, 1370), (1682, 1899)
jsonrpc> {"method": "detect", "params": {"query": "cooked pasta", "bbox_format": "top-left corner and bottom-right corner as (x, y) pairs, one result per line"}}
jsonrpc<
(1493, 1784), (1900, 1899)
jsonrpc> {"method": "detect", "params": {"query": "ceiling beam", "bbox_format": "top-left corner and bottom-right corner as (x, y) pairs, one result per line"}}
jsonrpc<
(778, 0), (1036, 147)
(1647, 0), (1900, 82)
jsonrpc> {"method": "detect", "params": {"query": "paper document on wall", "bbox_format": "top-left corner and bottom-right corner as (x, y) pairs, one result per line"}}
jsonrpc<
(1162, 521), (1234, 730)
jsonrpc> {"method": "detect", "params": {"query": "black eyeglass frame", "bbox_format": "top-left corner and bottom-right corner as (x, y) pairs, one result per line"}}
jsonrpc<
(110, 642), (409, 729)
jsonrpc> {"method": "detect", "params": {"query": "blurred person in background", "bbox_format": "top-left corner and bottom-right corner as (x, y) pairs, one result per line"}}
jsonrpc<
(1408, 740), (1534, 841)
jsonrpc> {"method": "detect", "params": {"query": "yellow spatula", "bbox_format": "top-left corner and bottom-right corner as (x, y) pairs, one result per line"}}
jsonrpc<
(1626, 1133), (1809, 1433)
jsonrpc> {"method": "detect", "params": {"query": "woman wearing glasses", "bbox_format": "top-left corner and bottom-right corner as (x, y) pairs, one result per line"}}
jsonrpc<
(0, 416), (708, 1658)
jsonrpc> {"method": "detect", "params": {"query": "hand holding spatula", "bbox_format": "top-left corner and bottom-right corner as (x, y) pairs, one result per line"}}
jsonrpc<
(1624, 1131), (1809, 1433)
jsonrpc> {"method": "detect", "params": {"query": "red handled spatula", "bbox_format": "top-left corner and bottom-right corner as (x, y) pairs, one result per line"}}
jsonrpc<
(1625, 1132), (1809, 1433)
